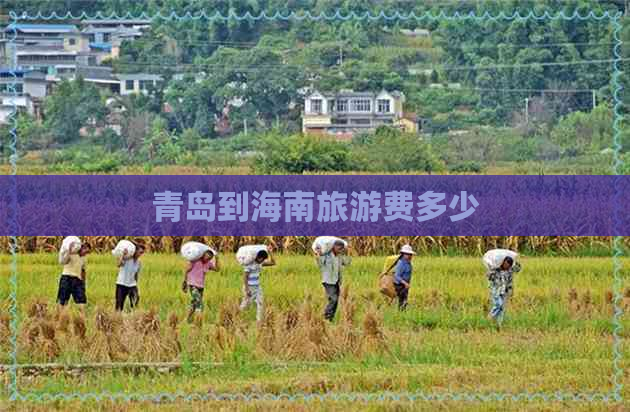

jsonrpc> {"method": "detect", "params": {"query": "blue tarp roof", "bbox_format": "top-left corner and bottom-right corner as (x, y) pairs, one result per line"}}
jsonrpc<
(0, 69), (33, 77)
(89, 42), (112, 51)
(5, 23), (78, 32)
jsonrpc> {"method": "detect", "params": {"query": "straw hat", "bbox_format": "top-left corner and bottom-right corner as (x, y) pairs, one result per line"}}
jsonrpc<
(400, 244), (416, 255)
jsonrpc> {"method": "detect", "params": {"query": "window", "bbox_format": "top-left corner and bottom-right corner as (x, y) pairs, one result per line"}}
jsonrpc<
(139, 80), (153, 90)
(125, 80), (134, 90)
(336, 99), (348, 112)
(310, 98), (322, 113)
(88, 56), (97, 66)
(351, 118), (371, 125)
(103, 33), (111, 42)
(328, 99), (334, 112)
(68, 38), (76, 46)
(89, 34), (96, 43)
(377, 99), (390, 113)
(351, 99), (371, 112)
(0, 83), (24, 95)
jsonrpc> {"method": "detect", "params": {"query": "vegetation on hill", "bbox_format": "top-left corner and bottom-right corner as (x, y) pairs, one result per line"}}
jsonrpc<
(1, 0), (629, 174)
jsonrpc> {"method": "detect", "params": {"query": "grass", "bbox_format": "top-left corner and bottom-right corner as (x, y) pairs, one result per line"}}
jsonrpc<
(0, 253), (628, 407)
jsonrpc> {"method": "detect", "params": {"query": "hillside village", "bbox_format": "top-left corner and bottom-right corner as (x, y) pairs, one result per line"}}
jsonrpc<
(0, 22), (428, 137)
(0, 0), (626, 175)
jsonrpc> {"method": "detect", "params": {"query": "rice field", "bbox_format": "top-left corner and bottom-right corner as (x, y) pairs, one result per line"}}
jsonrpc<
(1, 251), (628, 408)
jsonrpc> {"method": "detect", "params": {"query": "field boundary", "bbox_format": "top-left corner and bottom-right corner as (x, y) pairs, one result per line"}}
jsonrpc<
(5, 6), (625, 404)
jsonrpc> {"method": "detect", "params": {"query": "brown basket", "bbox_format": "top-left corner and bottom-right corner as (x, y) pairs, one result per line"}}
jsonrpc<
(378, 273), (396, 299)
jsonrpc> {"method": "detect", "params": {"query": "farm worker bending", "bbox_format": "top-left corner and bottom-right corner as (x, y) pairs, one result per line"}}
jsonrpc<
(57, 238), (91, 314)
(183, 250), (220, 323)
(239, 248), (276, 323)
(315, 240), (351, 322)
(485, 253), (521, 326)
(115, 243), (145, 312)
(393, 245), (415, 311)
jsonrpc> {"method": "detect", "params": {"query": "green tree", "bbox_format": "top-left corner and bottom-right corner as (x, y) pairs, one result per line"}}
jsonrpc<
(43, 78), (108, 144)
(550, 104), (613, 156)
(202, 47), (302, 128)
(165, 76), (217, 139)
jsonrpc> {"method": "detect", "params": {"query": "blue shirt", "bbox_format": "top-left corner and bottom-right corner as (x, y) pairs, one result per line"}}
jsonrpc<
(393, 259), (412, 284)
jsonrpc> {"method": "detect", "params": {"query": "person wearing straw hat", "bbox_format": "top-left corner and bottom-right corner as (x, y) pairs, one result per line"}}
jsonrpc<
(393, 244), (415, 311)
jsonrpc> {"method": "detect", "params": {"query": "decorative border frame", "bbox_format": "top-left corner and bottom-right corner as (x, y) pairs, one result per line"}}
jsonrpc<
(5, 8), (624, 404)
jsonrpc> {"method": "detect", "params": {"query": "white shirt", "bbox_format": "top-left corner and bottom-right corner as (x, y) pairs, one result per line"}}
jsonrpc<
(116, 259), (141, 287)
(244, 262), (262, 286)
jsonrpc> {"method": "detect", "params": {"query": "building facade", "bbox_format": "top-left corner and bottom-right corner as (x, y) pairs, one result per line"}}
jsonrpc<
(0, 69), (48, 123)
(302, 89), (417, 138)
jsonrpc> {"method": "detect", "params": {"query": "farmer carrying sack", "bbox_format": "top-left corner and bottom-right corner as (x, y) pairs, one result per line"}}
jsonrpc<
(482, 249), (519, 271)
(378, 255), (401, 300)
(236, 245), (268, 266)
(312, 236), (348, 255)
(112, 240), (136, 259)
(181, 241), (217, 262)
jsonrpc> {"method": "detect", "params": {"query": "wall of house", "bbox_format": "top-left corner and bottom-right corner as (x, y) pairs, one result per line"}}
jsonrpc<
(0, 95), (34, 123)
(24, 80), (47, 98)
(399, 118), (417, 134)
(63, 34), (89, 53)
(119, 79), (136, 95)
(119, 78), (158, 95)
(302, 114), (332, 129)
(393, 98), (403, 116)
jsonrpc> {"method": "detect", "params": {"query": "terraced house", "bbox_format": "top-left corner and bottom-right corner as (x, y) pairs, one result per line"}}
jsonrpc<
(302, 89), (419, 139)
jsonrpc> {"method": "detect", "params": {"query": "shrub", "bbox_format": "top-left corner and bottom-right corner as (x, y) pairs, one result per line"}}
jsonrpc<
(351, 127), (444, 173)
(254, 133), (352, 174)
(448, 161), (483, 173)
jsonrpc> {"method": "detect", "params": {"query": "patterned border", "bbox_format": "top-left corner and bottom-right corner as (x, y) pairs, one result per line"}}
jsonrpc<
(5, 7), (624, 404)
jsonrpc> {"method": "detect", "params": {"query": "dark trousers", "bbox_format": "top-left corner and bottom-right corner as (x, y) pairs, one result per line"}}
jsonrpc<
(323, 282), (340, 321)
(394, 283), (409, 311)
(57, 275), (87, 305)
(115, 284), (139, 311)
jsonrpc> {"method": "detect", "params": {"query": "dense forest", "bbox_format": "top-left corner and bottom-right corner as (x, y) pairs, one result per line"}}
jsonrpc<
(1, 0), (629, 174)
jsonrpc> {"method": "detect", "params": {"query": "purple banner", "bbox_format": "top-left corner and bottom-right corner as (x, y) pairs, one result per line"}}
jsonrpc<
(0, 175), (628, 235)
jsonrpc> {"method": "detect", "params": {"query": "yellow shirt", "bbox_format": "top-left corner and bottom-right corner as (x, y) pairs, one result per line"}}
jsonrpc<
(62, 254), (85, 278)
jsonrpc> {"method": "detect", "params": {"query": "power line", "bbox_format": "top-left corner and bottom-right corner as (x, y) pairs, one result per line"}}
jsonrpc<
(100, 57), (630, 71)
(145, 38), (618, 50)
(417, 58), (630, 71)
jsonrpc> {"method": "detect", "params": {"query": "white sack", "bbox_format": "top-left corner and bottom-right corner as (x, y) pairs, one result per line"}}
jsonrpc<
(482, 249), (519, 271)
(236, 245), (268, 266)
(112, 240), (136, 258)
(59, 236), (81, 264)
(312, 236), (348, 255)
(180, 241), (217, 262)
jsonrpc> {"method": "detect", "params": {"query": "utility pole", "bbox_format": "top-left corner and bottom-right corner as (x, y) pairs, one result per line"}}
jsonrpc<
(592, 90), (596, 110)
(243, 118), (248, 135)
(525, 97), (529, 124)
(339, 43), (343, 66)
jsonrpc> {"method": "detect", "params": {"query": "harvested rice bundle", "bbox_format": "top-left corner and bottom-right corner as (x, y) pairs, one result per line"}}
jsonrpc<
(87, 308), (128, 362)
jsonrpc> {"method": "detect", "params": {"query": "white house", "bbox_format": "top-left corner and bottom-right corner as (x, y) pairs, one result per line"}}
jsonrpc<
(0, 69), (48, 124)
(117, 73), (163, 95)
(302, 89), (417, 137)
